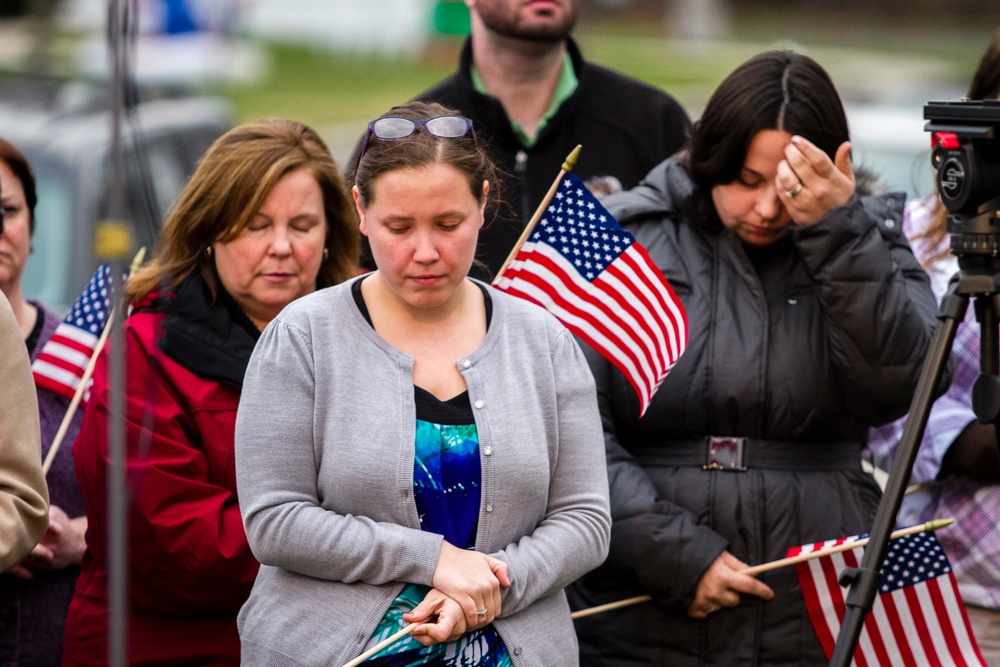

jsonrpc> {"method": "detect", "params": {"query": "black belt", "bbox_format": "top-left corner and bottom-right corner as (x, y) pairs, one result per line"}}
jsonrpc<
(633, 437), (862, 472)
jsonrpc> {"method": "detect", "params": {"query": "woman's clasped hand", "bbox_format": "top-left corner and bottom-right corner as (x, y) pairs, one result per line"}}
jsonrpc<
(406, 543), (511, 644)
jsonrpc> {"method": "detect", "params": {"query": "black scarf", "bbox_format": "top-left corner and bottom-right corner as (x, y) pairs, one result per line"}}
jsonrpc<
(156, 274), (260, 387)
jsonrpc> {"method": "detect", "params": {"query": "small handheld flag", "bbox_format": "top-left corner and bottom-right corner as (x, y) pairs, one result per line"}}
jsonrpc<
(792, 527), (986, 666)
(36, 249), (142, 477)
(32, 263), (113, 404)
(494, 172), (687, 416)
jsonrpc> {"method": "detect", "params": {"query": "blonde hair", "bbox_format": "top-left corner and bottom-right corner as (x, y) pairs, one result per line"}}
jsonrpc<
(126, 118), (359, 302)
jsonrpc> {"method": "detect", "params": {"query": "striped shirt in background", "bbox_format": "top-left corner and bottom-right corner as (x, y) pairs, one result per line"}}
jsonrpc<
(866, 195), (1000, 611)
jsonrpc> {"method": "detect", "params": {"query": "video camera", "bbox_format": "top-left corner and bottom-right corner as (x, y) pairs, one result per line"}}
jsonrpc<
(925, 99), (1000, 265)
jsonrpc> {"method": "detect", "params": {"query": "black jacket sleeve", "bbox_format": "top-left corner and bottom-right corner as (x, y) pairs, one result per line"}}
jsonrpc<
(793, 193), (949, 425)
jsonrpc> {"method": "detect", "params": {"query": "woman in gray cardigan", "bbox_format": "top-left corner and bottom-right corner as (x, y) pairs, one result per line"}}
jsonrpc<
(234, 101), (611, 667)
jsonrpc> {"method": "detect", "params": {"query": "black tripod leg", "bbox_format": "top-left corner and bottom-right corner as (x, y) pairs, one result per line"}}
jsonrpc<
(829, 287), (966, 667)
(973, 295), (1000, 425)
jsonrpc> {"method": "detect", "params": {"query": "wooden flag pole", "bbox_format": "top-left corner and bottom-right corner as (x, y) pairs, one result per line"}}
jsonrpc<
(41, 308), (115, 475)
(568, 519), (954, 620)
(568, 594), (654, 621)
(491, 145), (582, 285)
(40, 247), (146, 476)
(340, 623), (417, 667)
(739, 518), (953, 576)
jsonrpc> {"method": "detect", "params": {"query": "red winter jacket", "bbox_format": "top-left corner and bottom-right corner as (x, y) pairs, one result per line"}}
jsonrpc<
(63, 278), (260, 666)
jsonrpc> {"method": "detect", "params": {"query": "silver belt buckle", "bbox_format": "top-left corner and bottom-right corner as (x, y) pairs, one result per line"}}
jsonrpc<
(703, 437), (748, 471)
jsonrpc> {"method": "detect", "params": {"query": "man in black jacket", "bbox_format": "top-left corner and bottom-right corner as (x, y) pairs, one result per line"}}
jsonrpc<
(396, 0), (691, 280)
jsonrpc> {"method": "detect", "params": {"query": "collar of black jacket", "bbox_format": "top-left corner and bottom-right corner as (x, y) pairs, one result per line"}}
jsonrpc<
(604, 155), (724, 234)
(458, 34), (585, 85)
(457, 35), (587, 145)
(665, 155), (723, 233)
(156, 273), (261, 388)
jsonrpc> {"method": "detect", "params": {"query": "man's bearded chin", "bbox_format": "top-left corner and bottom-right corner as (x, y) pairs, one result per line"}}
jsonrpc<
(479, 6), (578, 43)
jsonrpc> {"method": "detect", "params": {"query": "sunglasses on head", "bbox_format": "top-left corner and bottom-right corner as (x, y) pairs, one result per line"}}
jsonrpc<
(356, 115), (476, 166)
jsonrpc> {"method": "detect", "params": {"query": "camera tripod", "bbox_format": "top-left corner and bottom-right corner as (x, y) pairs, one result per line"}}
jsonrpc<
(830, 251), (1000, 665)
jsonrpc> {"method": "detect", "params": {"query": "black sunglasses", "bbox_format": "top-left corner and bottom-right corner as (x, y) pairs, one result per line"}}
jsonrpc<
(356, 115), (476, 167)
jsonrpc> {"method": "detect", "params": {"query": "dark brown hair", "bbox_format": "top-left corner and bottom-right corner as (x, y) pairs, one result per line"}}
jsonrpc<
(127, 118), (359, 302)
(352, 101), (497, 211)
(969, 27), (1000, 101)
(688, 50), (850, 194)
(0, 138), (38, 236)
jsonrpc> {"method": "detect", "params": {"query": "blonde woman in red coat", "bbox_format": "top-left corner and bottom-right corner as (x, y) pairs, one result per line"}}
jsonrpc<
(62, 119), (359, 666)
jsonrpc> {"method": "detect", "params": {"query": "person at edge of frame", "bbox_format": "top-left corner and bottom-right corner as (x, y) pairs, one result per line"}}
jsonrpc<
(867, 26), (1000, 667)
(0, 136), (86, 667)
(0, 289), (49, 585)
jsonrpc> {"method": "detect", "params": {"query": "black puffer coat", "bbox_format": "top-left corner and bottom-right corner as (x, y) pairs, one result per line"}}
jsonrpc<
(567, 159), (943, 666)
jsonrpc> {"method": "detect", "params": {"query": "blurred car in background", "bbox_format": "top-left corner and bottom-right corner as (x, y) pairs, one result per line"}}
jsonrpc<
(846, 102), (936, 202)
(0, 80), (232, 312)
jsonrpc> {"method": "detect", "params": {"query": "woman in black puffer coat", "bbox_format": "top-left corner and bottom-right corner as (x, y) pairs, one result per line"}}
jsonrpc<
(568, 50), (944, 666)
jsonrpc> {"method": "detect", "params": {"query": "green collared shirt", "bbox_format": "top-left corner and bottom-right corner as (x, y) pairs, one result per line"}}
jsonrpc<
(471, 51), (578, 148)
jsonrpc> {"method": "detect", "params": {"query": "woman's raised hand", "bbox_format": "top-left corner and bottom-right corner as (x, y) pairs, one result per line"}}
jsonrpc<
(431, 541), (511, 628)
(686, 550), (774, 619)
(777, 136), (856, 226)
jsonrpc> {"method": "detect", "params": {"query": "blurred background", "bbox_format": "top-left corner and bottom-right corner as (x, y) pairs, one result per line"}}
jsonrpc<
(3, 0), (1000, 310)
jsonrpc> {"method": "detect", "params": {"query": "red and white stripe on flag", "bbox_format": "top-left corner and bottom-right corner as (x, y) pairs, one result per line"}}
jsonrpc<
(494, 173), (687, 416)
(32, 263), (112, 404)
(791, 529), (986, 667)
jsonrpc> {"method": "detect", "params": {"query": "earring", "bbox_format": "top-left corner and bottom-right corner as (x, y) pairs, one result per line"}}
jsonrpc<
(323, 248), (329, 260)
(206, 246), (213, 257)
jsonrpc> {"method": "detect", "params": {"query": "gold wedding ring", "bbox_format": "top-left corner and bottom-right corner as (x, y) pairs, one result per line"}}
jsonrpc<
(786, 182), (803, 198)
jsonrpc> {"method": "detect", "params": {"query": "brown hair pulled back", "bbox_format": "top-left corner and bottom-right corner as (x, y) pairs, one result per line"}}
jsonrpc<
(352, 101), (497, 211)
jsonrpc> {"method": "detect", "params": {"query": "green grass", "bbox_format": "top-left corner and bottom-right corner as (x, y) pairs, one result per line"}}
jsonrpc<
(2, 11), (990, 131)
(208, 12), (996, 131)
(2, 11), (986, 131)
(213, 40), (458, 128)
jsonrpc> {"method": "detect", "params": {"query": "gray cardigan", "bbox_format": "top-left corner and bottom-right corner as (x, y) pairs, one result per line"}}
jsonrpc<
(234, 277), (610, 666)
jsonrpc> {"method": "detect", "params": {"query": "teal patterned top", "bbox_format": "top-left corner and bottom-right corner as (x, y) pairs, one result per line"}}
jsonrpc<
(362, 392), (511, 666)
(354, 280), (509, 666)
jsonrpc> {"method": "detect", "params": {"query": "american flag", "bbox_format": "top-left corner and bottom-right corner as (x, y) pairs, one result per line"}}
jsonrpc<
(494, 173), (687, 416)
(32, 263), (113, 404)
(792, 529), (986, 666)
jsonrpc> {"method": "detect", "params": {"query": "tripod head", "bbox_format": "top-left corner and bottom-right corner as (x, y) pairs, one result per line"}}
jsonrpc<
(925, 100), (1000, 424)
(925, 99), (1000, 275)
